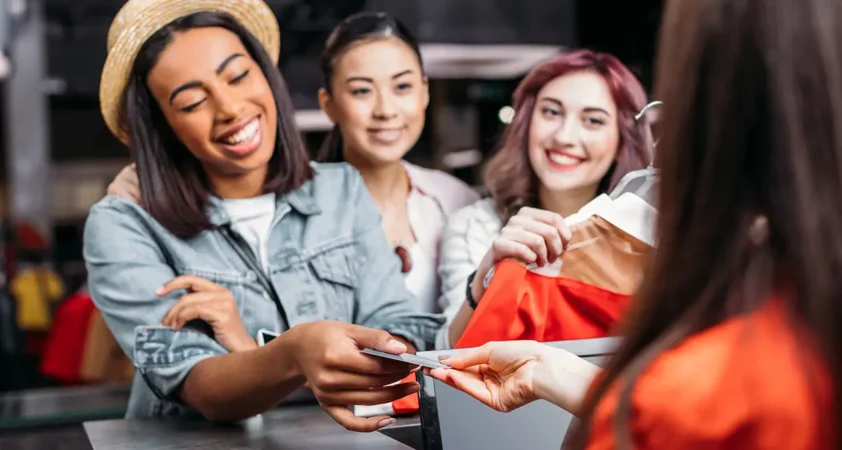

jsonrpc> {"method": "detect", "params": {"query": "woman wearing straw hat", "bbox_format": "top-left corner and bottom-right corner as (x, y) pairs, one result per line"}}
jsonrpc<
(84, 0), (440, 431)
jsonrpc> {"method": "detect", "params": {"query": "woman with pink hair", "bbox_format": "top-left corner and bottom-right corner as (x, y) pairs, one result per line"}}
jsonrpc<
(435, 49), (653, 348)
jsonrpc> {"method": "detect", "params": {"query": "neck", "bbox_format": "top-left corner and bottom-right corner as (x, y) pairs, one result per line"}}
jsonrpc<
(209, 166), (269, 199)
(343, 147), (409, 208)
(538, 183), (599, 218)
(355, 161), (410, 208)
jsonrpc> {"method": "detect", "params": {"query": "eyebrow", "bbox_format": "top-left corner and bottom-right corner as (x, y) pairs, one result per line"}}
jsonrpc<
(538, 97), (612, 116)
(345, 69), (414, 84)
(168, 53), (245, 104)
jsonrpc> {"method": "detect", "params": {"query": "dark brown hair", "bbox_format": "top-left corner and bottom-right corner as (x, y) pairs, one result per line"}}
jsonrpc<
(484, 49), (652, 222)
(570, 0), (840, 448)
(316, 11), (422, 163)
(122, 12), (313, 238)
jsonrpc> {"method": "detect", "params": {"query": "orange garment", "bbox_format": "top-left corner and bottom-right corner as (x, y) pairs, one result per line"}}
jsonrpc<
(456, 260), (632, 349)
(392, 375), (420, 414)
(586, 301), (833, 450)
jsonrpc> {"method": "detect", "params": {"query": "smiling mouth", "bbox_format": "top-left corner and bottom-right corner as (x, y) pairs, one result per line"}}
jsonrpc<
(368, 128), (404, 144)
(215, 116), (262, 155)
(545, 149), (586, 169)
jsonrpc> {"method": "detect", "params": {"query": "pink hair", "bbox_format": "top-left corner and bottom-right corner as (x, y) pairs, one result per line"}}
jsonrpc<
(484, 49), (653, 220)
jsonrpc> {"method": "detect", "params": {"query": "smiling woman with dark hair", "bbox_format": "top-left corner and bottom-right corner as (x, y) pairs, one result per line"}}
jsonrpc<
(105, 11), (479, 323)
(84, 0), (441, 432)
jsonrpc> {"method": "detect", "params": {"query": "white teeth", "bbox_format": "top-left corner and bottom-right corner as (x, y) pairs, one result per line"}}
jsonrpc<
(547, 152), (581, 166)
(223, 119), (259, 145)
(371, 129), (401, 142)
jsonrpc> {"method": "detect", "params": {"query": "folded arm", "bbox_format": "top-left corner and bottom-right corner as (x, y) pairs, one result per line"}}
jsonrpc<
(84, 198), (304, 421)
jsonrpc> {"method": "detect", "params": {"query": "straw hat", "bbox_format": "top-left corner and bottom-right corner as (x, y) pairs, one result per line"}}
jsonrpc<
(100, 0), (281, 144)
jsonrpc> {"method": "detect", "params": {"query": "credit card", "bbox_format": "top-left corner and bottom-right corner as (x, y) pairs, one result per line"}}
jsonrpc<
(361, 348), (452, 370)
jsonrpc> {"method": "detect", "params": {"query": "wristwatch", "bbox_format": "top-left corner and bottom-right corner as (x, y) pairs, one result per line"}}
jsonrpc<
(466, 266), (496, 309)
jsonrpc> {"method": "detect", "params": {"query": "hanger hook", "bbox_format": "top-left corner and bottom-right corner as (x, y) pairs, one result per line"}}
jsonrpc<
(635, 100), (663, 122)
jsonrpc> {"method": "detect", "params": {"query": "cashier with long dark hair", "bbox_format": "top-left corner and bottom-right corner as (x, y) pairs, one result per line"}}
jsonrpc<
(427, 0), (838, 448)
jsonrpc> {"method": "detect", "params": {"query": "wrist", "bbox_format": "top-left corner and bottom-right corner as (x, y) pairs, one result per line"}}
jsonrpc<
(531, 346), (556, 404)
(532, 346), (599, 416)
(471, 263), (496, 305)
(269, 324), (306, 382)
(232, 333), (259, 352)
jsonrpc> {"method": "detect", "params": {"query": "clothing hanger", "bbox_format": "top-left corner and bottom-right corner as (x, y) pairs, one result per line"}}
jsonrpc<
(608, 100), (663, 204)
(583, 101), (663, 245)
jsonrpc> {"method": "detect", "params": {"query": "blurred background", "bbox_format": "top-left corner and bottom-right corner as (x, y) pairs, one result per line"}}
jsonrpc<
(0, 0), (661, 432)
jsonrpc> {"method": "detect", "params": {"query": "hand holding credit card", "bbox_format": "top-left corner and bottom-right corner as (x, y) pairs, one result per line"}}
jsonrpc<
(361, 348), (451, 370)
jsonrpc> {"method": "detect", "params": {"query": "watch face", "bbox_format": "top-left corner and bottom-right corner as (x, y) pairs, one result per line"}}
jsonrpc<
(483, 266), (496, 289)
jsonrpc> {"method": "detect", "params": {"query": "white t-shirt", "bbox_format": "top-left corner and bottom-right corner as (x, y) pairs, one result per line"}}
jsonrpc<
(402, 243), (437, 313)
(220, 193), (276, 272)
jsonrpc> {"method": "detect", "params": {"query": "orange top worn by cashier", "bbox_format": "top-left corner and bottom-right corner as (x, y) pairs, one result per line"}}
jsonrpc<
(585, 300), (833, 450)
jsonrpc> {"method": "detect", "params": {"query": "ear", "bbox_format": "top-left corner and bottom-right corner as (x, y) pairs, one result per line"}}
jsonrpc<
(318, 88), (338, 123)
(421, 74), (430, 110)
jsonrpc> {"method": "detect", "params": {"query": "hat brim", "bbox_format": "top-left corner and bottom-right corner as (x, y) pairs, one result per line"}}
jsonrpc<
(100, 0), (280, 144)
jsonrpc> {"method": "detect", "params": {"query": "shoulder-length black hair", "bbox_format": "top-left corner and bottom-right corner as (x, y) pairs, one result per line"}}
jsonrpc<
(121, 12), (313, 238)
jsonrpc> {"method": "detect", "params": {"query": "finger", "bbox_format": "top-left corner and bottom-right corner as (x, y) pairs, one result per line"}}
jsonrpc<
(123, 167), (139, 187)
(493, 240), (539, 266)
(322, 405), (396, 433)
(352, 327), (407, 355)
(556, 218), (572, 248)
(432, 369), (495, 409)
(157, 275), (223, 296)
(500, 228), (546, 265)
(316, 370), (413, 391)
(342, 353), (417, 376)
(161, 292), (222, 327)
(518, 207), (564, 225)
(517, 208), (571, 248)
(317, 382), (421, 407)
(167, 304), (205, 331)
(437, 344), (496, 369)
(511, 218), (564, 262)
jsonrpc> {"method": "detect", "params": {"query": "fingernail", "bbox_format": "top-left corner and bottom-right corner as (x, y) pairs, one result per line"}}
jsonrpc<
(437, 354), (451, 362)
(386, 339), (406, 353)
(378, 418), (396, 428)
(155, 287), (164, 296)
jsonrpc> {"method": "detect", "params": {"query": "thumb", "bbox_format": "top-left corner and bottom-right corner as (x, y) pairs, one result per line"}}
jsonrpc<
(355, 327), (407, 355)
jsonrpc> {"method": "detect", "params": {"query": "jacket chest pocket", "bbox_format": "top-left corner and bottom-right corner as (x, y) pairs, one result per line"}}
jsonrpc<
(306, 245), (359, 321)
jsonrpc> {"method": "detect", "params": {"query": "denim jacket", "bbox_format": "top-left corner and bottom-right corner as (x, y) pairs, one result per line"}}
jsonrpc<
(83, 162), (444, 418)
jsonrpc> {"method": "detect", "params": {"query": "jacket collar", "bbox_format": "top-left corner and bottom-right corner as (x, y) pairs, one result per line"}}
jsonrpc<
(206, 180), (321, 226)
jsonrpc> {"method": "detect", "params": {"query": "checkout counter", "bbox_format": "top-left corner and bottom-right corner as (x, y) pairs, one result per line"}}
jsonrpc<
(0, 384), (422, 450)
(0, 338), (617, 449)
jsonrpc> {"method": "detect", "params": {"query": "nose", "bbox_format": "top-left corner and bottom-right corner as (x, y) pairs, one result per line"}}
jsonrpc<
(213, 86), (246, 123)
(373, 91), (398, 120)
(552, 116), (578, 147)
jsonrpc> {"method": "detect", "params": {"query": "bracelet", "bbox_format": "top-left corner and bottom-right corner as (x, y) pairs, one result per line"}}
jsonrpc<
(465, 270), (479, 309)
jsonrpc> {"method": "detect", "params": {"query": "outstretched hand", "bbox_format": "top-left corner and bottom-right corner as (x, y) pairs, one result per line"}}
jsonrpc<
(426, 341), (549, 412)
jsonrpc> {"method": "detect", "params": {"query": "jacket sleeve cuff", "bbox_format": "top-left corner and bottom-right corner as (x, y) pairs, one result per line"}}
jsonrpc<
(381, 313), (446, 352)
(133, 326), (227, 401)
